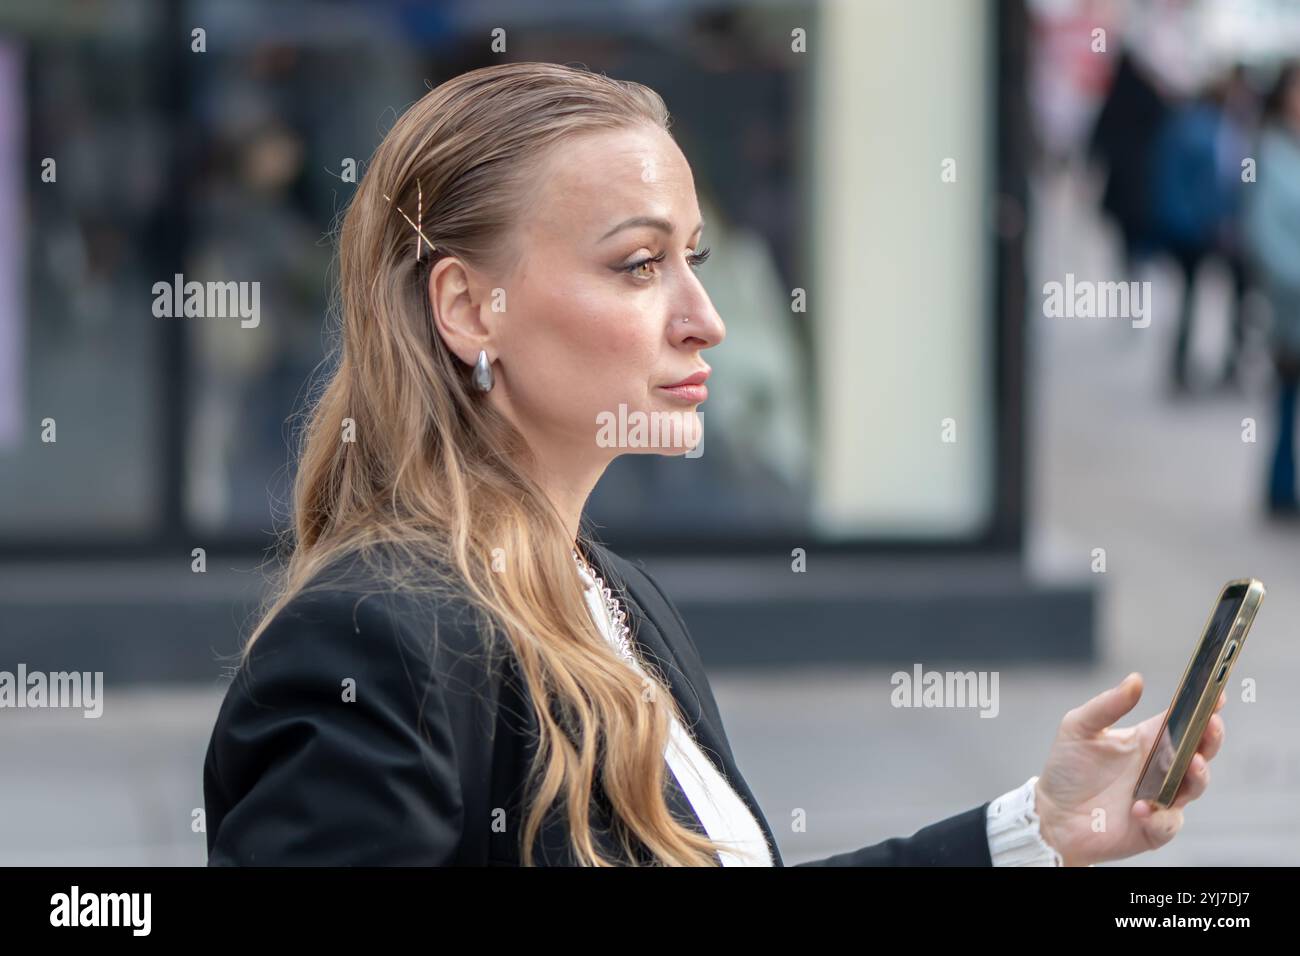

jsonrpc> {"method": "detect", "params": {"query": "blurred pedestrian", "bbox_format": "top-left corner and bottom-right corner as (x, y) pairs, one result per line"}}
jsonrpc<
(1243, 64), (1300, 518)
(1148, 90), (1227, 393)
(1213, 65), (1261, 390)
(1089, 50), (1168, 275)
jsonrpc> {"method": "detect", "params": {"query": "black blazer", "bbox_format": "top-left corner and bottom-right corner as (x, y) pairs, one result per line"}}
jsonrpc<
(203, 541), (993, 866)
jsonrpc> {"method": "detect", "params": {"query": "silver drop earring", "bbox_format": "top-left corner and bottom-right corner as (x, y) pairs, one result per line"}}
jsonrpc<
(473, 349), (494, 393)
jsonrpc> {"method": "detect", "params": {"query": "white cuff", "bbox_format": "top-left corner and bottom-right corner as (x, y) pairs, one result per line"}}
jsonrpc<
(986, 775), (1065, 866)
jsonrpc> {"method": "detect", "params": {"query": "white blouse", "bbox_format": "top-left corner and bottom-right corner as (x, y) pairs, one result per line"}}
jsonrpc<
(576, 559), (774, 865)
(575, 564), (1061, 867)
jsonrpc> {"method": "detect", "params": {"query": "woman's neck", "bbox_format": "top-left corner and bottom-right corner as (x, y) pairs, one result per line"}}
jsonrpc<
(524, 447), (609, 551)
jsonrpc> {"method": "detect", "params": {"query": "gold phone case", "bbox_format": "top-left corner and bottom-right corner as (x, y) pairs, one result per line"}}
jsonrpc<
(1133, 578), (1265, 808)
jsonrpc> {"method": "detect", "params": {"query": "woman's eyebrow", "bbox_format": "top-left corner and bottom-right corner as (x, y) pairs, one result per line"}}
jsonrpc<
(599, 215), (705, 242)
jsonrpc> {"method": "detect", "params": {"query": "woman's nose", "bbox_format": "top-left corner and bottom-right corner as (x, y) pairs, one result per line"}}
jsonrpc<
(670, 289), (725, 349)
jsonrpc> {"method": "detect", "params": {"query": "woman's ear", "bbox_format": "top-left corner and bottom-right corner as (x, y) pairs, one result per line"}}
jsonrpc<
(427, 256), (494, 366)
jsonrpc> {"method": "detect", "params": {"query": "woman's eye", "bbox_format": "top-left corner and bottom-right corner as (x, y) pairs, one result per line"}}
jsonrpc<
(623, 247), (711, 279)
(624, 252), (664, 278)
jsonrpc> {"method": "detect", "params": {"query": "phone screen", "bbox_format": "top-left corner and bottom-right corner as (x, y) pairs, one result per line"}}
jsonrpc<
(1134, 583), (1248, 802)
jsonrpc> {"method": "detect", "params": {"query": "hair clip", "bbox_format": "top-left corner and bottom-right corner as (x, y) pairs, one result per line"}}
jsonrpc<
(382, 178), (436, 262)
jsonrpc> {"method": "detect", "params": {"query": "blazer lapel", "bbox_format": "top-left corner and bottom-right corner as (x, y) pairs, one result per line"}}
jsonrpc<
(582, 543), (784, 866)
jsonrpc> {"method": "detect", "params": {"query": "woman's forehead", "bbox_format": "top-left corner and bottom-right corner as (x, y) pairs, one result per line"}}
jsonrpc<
(529, 129), (697, 237)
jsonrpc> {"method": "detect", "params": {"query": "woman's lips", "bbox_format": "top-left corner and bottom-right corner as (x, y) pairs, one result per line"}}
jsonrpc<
(658, 369), (710, 403)
(658, 383), (708, 403)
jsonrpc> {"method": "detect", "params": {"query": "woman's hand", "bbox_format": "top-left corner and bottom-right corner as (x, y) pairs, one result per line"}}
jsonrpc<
(1033, 672), (1226, 866)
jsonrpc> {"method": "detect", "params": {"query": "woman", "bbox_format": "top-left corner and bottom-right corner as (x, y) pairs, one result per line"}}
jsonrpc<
(1245, 63), (1300, 517)
(202, 62), (1223, 866)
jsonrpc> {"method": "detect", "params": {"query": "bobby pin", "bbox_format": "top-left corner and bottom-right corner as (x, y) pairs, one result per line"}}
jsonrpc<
(382, 178), (436, 262)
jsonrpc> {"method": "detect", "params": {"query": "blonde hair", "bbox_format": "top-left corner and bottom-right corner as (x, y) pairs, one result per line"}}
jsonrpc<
(244, 62), (727, 866)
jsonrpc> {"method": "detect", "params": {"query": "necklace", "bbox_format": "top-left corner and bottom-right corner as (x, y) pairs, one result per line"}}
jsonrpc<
(571, 549), (636, 665)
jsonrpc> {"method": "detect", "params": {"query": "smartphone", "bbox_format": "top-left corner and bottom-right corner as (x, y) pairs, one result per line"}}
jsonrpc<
(1133, 578), (1265, 808)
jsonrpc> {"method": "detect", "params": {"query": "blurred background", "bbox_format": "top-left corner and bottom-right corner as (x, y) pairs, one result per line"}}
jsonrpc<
(0, 0), (1296, 865)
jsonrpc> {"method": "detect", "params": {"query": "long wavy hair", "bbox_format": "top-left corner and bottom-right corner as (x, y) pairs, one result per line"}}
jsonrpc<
(241, 62), (726, 866)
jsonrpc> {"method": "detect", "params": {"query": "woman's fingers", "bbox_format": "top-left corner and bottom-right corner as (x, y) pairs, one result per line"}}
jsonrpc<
(1171, 753), (1211, 808)
(1196, 714), (1226, 761)
(1066, 672), (1144, 737)
(1128, 695), (1226, 846)
(1133, 800), (1186, 849)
